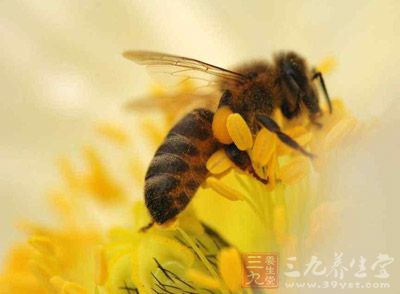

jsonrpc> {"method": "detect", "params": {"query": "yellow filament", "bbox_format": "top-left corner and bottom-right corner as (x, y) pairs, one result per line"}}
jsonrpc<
(278, 157), (310, 185)
(206, 177), (244, 201)
(324, 117), (357, 149)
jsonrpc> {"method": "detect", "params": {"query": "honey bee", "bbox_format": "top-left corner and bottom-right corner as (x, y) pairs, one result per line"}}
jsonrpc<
(123, 50), (332, 226)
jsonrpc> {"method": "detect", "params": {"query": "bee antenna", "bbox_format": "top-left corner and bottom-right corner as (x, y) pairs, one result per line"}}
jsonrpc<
(313, 71), (332, 114)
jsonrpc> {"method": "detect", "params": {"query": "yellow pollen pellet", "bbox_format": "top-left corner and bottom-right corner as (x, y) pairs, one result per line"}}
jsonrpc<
(324, 117), (357, 149)
(206, 177), (244, 201)
(212, 106), (233, 144)
(251, 128), (276, 166)
(206, 150), (234, 174)
(226, 113), (253, 151)
(278, 157), (310, 185)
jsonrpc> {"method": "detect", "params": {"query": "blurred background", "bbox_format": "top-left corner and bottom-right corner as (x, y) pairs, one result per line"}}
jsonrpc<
(0, 0), (399, 284)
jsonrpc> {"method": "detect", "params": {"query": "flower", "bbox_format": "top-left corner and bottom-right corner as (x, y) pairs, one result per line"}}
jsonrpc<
(0, 58), (363, 293)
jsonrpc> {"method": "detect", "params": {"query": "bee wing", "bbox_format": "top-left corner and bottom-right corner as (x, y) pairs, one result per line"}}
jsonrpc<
(124, 92), (219, 112)
(123, 50), (247, 91)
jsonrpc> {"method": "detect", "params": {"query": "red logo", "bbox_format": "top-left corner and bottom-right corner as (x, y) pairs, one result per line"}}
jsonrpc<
(242, 253), (279, 288)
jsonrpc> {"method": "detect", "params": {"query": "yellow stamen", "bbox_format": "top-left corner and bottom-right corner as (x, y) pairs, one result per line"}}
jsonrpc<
(28, 260), (53, 282)
(57, 157), (80, 190)
(324, 117), (357, 149)
(206, 150), (234, 175)
(130, 158), (146, 186)
(95, 247), (108, 286)
(286, 126), (309, 138)
(63, 282), (88, 294)
(50, 276), (88, 294)
(226, 113), (253, 151)
(251, 128), (276, 166)
(316, 56), (337, 75)
(212, 107), (233, 144)
(28, 236), (56, 256)
(253, 164), (269, 181)
(217, 248), (242, 292)
(295, 131), (313, 146)
(278, 157), (310, 185)
(83, 147), (123, 202)
(142, 119), (168, 147)
(277, 126), (310, 154)
(96, 123), (129, 145)
(206, 177), (244, 201)
(266, 153), (278, 190)
(273, 204), (288, 244)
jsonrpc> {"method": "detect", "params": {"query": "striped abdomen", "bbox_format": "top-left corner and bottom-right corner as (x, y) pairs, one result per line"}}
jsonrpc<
(145, 108), (220, 224)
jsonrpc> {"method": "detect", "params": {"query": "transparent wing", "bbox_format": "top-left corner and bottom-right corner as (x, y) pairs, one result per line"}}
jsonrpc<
(124, 92), (219, 113)
(123, 50), (247, 91)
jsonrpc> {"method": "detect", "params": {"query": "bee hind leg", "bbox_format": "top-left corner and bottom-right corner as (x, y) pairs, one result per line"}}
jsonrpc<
(223, 144), (268, 184)
(255, 114), (316, 159)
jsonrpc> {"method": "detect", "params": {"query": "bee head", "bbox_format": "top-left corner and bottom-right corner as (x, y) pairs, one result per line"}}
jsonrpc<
(275, 52), (321, 119)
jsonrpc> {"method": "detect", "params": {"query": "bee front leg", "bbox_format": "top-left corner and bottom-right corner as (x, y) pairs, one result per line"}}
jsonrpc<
(256, 114), (315, 159)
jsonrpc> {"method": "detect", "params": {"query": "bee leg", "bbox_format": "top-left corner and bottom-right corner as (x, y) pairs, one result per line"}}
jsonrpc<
(281, 97), (301, 119)
(256, 114), (315, 159)
(223, 143), (268, 184)
(223, 144), (251, 170)
(218, 89), (233, 107)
